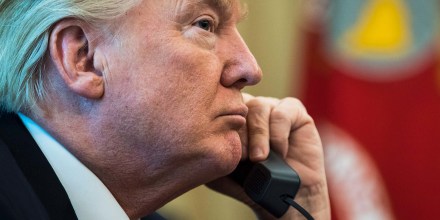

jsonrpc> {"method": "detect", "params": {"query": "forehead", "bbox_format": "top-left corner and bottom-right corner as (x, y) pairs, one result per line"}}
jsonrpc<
(182, 0), (234, 9)
(172, 0), (245, 21)
(112, 0), (246, 34)
(196, 0), (234, 10)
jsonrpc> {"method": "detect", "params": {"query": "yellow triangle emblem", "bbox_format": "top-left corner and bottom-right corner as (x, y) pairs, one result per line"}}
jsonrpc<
(341, 0), (411, 58)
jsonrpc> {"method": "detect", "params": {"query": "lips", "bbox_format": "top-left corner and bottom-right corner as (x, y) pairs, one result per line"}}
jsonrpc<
(215, 104), (248, 130)
(218, 105), (248, 118)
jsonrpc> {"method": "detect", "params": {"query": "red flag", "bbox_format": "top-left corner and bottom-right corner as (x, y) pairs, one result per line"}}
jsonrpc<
(299, 0), (440, 219)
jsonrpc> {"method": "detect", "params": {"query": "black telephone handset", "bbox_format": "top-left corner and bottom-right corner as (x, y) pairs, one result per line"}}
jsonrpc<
(230, 150), (313, 219)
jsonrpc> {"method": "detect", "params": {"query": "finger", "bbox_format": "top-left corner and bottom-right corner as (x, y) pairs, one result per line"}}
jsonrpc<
(280, 98), (323, 173)
(238, 123), (249, 160)
(269, 98), (295, 158)
(241, 92), (254, 103)
(239, 93), (252, 160)
(245, 97), (278, 161)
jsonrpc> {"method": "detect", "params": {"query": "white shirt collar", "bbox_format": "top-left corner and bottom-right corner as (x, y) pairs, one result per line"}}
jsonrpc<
(18, 113), (130, 220)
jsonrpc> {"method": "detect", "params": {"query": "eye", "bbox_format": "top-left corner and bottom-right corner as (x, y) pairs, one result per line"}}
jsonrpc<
(193, 18), (215, 32)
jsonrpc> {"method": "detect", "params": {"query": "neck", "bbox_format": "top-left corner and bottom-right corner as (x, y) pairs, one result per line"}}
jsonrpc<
(89, 151), (213, 219)
(29, 106), (221, 219)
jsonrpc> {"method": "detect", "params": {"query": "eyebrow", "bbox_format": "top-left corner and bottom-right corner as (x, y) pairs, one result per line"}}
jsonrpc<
(182, 0), (248, 23)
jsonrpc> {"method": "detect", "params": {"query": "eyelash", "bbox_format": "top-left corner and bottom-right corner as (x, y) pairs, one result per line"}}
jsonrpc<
(193, 17), (216, 33)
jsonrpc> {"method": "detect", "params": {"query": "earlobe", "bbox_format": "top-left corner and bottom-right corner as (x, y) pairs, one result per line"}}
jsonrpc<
(49, 20), (104, 99)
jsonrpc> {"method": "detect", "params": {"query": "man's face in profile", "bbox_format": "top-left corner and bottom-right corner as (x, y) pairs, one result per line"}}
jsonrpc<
(97, 0), (261, 181)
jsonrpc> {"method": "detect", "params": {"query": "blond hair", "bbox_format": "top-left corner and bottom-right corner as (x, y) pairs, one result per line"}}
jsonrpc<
(0, 0), (139, 113)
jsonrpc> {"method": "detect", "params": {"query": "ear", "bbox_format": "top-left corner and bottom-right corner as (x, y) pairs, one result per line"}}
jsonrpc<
(49, 20), (104, 99)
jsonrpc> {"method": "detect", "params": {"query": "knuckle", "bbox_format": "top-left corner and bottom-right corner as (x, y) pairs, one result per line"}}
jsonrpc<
(283, 97), (310, 117)
(246, 96), (278, 109)
(246, 96), (267, 108)
(284, 97), (306, 109)
(246, 102), (263, 114)
(271, 108), (289, 121)
(270, 134), (288, 144)
(248, 125), (267, 136)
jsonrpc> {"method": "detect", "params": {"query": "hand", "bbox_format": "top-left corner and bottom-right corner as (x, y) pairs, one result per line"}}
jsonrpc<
(206, 93), (330, 219)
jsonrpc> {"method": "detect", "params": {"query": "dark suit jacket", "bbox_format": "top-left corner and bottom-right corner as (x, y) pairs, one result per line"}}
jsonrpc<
(0, 113), (165, 220)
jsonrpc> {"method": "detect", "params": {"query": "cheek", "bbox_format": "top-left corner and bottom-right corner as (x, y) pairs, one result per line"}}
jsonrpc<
(153, 43), (221, 105)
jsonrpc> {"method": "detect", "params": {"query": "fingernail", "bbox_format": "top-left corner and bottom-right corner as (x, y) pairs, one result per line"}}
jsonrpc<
(252, 148), (263, 159)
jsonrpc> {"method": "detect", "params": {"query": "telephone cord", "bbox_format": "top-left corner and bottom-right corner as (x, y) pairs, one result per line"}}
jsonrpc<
(282, 196), (314, 220)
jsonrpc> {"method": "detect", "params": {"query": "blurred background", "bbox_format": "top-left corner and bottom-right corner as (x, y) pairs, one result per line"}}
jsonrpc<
(159, 0), (440, 219)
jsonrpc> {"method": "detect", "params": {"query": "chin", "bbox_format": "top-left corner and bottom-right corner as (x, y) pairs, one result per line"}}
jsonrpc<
(203, 131), (242, 176)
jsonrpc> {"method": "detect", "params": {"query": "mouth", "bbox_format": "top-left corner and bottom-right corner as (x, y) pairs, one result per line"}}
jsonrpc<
(218, 105), (248, 118)
(217, 105), (248, 129)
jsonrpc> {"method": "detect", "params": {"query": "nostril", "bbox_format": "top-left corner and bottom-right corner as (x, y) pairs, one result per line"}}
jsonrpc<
(237, 78), (247, 84)
(234, 78), (249, 90)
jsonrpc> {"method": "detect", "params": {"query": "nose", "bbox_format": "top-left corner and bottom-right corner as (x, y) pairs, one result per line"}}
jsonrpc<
(219, 28), (262, 89)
